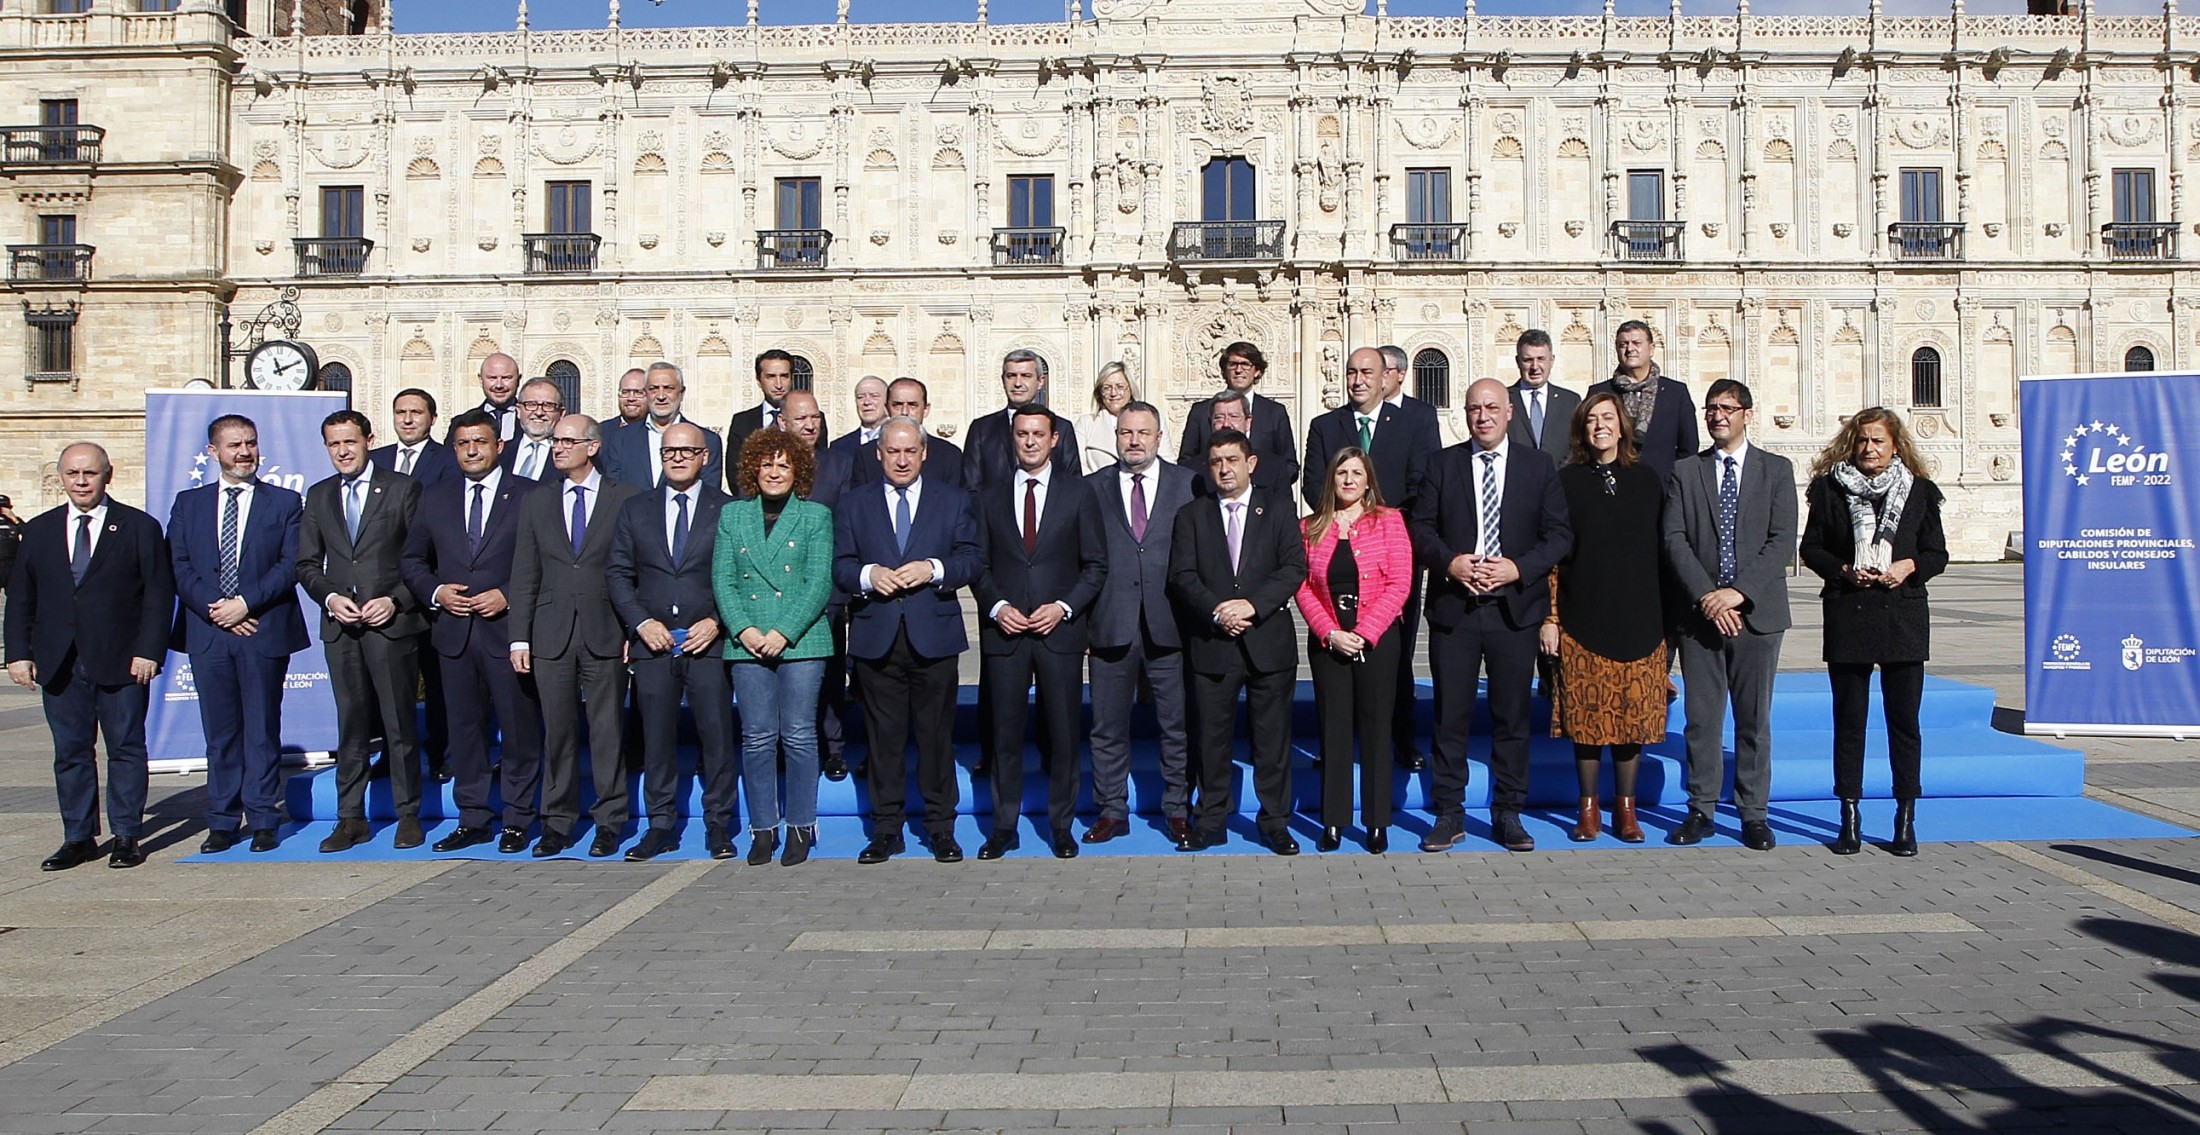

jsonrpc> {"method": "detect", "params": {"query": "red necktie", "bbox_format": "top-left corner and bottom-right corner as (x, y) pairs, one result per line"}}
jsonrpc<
(1023, 477), (1039, 556)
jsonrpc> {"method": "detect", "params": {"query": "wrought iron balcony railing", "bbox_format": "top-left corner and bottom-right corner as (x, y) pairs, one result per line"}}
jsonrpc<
(1168, 220), (1286, 262)
(757, 229), (832, 269)
(7, 243), (94, 282)
(1889, 222), (1965, 261)
(1390, 223), (1469, 262)
(0, 125), (103, 165)
(522, 232), (600, 274)
(992, 226), (1066, 267)
(294, 236), (373, 277)
(2102, 222), (2176, 262)
(1609, 220), (1684, 262)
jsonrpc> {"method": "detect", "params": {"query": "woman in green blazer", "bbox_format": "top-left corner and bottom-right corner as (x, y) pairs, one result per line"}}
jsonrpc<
(713, 429), (835, 866)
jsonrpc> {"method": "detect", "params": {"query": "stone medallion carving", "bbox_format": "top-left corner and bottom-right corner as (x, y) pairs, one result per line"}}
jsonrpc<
(306, 133), (370, 170)
(1201, 76), (1255, 139)
(1398, 115), (1460, 150)
(768, 123), (827, 161)
(999, 119), (1064, 157)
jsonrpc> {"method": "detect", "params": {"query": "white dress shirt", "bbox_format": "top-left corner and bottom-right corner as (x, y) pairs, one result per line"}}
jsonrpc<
(391, 441), (429, 477)
(510, 435), (553, 481)
(859, 478), (946, 594)
(1470, 439), (1510, 558)
(66, 499), (109, 559)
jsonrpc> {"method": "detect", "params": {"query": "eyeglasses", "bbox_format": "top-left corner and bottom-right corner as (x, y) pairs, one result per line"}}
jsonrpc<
(660, 446), (706, 460)
(518, 400), (562, 412)
(549, 437), (593, 448)
(1704, 404), (1748, 418)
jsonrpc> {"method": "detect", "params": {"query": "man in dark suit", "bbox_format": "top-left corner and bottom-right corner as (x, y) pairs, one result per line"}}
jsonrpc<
(1167, 428), (1309, 854)
(170, 414), (311, 854)
(726, 349), (829, 485)
(451, 351), (522, 444)
(297, 411), (428, 853)
(500, 377), (563, 483)
(971, 407), (1108, 860)
(1506, 329), (1580, 466)
(1084, 402), (1196, 845)
(509, 414), (642, 859)
(960, 349), (1082, 493)
(1409, 379), (1572, 853)
(843, 378), (964, 491)
(827, 375), (890, 460)
(371, 388), (460, 487)
(400, 409), (544, 854)
(1177, 341), (1299, 496)
(1663, 378), (1796, 851)
(5, 443), (173, 870)
(835, 418), (985, 864)
(601, 362), (725, 491)
(607, 422), (735, 861)
(1587, 320), (1698, 488)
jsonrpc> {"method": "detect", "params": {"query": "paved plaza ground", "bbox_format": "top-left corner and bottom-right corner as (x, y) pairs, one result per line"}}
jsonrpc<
(4, 563), (2200, 1135)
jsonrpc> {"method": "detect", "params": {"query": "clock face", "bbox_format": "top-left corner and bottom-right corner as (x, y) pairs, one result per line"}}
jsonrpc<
(247, 340), (314, 391)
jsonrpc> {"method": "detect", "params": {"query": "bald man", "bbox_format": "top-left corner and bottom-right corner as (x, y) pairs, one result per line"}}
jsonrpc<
(459, 352), (524, 443)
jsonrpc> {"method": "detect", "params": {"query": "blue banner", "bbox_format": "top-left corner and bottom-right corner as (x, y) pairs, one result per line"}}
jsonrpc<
(144, 389), (348, 766)
(2022, 370), (2200, 736)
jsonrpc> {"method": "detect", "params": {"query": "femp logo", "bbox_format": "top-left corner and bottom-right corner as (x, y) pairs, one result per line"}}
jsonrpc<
(2043, 633), (2092, 671)
(2062, 420), (2173, 488)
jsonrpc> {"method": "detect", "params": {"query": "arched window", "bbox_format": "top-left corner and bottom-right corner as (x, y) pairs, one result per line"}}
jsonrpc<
(789, 354), (814, 394)
(2125, 345), (2157, 372)
(317, 361), (352, 395)
(545, 359), (582, 414)
(1909, 346), (1942, 408)
(1412, 348), (1452, 409)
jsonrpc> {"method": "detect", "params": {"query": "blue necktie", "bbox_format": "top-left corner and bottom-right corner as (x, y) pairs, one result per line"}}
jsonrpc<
(344, 478), (364, 542)
(1529, 390), (1545, 445)
(1478, 451), (1502, 559)
(466, 482), (484, 556)
(569, 485), (588, 557)
(1717, 456), (1740, 587)
(218, 486), (242, 596)
(670, 491), (690, 564)
(893, 487), (912, 556)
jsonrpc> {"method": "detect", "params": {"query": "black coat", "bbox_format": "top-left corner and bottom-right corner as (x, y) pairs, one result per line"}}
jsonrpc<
(3, 501), (174, 689)
(1799, 473), (1947, 664)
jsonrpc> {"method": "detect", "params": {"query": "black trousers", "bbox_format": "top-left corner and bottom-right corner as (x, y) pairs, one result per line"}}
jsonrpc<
(1189, 655), (1295, 838)
(1391, 568), (1425, 760)
(818, 606), (851, 766)
(855, 624), (961, 839)
(538, 649), (631, 834)
(43, 661), (149, 844)
(1830, 660), (1925, 801)
(440, 634), (543, 831)
(633, 651), (736, 833)
(983, 641), (1085, 836)
(1308, 629), (1399, 829)
(326, 629), (423, 821)
(1429, 602), (1538, 818)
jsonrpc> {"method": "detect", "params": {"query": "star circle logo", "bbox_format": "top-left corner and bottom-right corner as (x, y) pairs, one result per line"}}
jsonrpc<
(2051, 633), (2083, 662)
(2060, 420), (2134, 486)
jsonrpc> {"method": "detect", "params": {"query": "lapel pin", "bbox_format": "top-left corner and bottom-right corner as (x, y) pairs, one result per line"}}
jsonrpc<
(107, 524), (118, 533)
(1254, 507), (1265, 517)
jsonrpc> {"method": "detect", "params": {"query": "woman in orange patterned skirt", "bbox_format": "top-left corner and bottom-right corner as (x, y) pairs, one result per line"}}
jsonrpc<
(1539, 392), (1670, 842)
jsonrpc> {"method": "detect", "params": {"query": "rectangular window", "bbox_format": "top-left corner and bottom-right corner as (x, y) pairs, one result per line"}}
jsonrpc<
(1007, 175), (1054, 229)
(139, 0), (181, 10)
(545, 181), (591, 234)
(2113, 168), (2156, 224)
(320, 186), (364, 238)
(28, 309), (76, 376)
(1627, 171), (1665, 221)
(38, 99), (78, 128)
(1202, 157), (1257, 222)
(49, 0), (92, 13)
(775, 178), (822, 229)
(40, 215), (76, 246)
(1405, 169), (1451, 224)
(1898, 168), (1943, 223)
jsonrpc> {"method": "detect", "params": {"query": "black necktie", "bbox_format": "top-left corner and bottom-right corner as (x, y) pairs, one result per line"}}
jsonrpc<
(70, 513), (90, 585)
(671, 492), (690, 564)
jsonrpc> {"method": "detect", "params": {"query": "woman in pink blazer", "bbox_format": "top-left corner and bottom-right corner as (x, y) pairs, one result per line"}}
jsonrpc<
(1295, 448), (1414, 853)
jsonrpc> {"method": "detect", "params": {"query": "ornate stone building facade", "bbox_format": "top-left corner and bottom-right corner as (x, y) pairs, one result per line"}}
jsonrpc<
(6, 0), (2194, 556)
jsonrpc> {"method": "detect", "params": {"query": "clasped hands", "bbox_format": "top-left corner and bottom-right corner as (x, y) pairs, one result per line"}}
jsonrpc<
(638, 616), (721, 657)
(1843, 559), (1915, 590)
(1698, 587), (1746, 638)
(324, 594), (399, 628)
(866, 560), (936, 597)
(208, 596), (259, 637)
(432, 583), (508, 618)
(1210, 598), (1257, 638)
(994, 603), (1066, 636)
(1446, 552), (1520, 595)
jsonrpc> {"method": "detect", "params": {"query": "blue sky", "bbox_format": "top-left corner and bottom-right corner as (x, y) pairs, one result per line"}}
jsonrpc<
(405, 0), (2161, 34)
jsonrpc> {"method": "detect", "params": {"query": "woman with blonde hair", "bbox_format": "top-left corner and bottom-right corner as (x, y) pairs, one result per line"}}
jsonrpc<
(1800, 407), (1946, 857)
(1074, 361), (1137, 475)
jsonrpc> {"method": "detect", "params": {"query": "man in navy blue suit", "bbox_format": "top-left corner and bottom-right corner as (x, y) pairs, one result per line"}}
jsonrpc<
(400, 409), (544, 854)
(835, 417), (985, 865)
(599, 362), (725, 491)
(370, 388), (460, 488)
(169, 415), (310, 854)
(6, 442), (174, 870)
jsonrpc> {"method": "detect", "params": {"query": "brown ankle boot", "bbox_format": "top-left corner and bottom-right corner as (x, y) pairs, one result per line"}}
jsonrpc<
(1569, 795), (1600, 842)
(1611, 796), (1645, 843)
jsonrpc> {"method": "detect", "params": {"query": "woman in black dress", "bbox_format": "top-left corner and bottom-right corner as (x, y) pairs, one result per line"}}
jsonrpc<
(1799, 407), (1948, 857)
(1539, 392), (1668, 843)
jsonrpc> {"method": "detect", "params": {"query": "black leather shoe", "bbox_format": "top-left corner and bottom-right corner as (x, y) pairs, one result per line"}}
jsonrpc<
(497, 827), (530, 854)
(1493, 813), (1535, 853)
(250, 828), (280, 853)
(977, 831), (1020, 860)
(200, 830), (239, 854)
(781, 825), (814, 866)
(1832, 799), (1863, 856)
(1265, 831), (1301, 856)
(41, 839), (102, 871)
(821, 754), (849, 782)
(857, 836), (904, 864)
(746, 829), (779, 866)
(432, 825), (494, 852)
(1366, 827), (1389, 854)
(1420, 813), (1465, 852)
(707, 827), (737, 861)
(1667, 811), (1714, 846)
(1887, 799), (1919, 857)
(107, 838), (144, 869)
(319, 819), (371, 854)
(625, 828), (678, 861)
(1317, 826), (1342, 853)
(430, 761), (454, 784)
(1397, 750), (1427, 772)
(970, 759), (992, 779)
(589, 830), (622, 858)
(932, 836), (964, 863)
(1741, 820), (1777, 851)
(532, 830), (569, 858)
(1051, 829), (1078, 859)
(393, 817), (425, 850)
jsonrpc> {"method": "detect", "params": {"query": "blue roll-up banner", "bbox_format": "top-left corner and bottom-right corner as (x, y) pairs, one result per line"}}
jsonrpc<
(145, 389), (348, 769)
(2022, 370), (2200, 737)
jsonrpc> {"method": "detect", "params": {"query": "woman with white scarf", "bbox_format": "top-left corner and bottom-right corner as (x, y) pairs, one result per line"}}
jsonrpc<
(1800, 407), (1948, 857)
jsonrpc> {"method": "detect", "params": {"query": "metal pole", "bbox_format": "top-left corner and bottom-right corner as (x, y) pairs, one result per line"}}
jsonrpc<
(218, 303), (233, 388)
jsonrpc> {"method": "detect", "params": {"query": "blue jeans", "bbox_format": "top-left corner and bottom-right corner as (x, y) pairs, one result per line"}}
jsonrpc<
(730, 658), (824, 831)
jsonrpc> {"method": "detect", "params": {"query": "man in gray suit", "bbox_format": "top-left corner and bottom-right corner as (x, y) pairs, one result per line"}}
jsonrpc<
(1661, 378), (1795, 851)
(509, 414), (643, 859)
(1083, 402), (1196, 845)
(1507, 329), (1579, 465)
